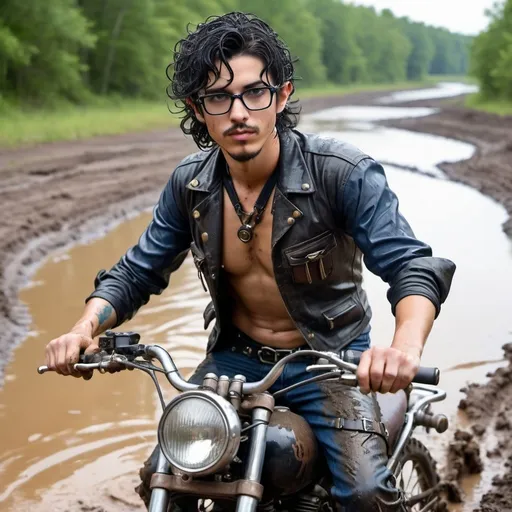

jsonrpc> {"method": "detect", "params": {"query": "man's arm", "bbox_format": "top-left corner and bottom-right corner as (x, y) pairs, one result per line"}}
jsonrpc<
(45, 165), (193, 377)
(337, 158), (455, 393)
(86, 168), (192, 326)
(357, 295), (435, 394)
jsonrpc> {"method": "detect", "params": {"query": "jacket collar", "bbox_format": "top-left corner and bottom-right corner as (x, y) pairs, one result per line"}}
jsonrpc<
(185, 129), (316, 195)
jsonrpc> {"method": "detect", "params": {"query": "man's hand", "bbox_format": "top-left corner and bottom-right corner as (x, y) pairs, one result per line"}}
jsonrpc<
(45, 331), (99, 379)
(44, 298), (117, 379)
(356, 345), (421, 394)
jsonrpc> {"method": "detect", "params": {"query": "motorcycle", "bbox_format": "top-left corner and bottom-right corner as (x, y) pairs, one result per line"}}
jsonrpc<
(38, 330), (449, 512)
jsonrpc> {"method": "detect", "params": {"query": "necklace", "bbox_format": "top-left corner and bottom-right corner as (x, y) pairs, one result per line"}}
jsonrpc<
(223, 165), (279, 243)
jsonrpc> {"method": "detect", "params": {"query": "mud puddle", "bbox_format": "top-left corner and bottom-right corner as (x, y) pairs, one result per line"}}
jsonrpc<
(0, 215), (210, 510)
(1, 82), (511, 510)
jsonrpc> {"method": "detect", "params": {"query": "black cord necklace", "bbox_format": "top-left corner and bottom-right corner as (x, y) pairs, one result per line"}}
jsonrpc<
(223, 165), (279, 243)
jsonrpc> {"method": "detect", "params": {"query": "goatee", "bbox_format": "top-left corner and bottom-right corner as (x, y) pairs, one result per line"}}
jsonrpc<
(227, 148), (262, 162)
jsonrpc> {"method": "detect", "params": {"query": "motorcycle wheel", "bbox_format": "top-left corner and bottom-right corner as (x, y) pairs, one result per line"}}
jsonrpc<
(394, 438), (446, 512)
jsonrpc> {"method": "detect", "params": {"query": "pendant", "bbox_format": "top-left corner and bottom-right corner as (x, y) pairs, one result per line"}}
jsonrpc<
(237, 225), (253, 243)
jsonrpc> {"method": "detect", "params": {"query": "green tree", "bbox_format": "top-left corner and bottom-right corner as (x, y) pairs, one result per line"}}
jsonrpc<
(427, 28), (470, 75)
(400, 20), (434, 80)
(471, 0), (512, 99)
(0, 0), (475, 108)
(308, 0), (366, 84)
(79, 0), (175, 98)
(351, 6), (411, 83)
(0, 0), (95, 104)
(234, 0), (327, 85)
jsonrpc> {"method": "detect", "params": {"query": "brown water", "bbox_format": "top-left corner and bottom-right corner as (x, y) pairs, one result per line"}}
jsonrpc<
(0, 215), (209, 510)
(1, 85), (511, 510)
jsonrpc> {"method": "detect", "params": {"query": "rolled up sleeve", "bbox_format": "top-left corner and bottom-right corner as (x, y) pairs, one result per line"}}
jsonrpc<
(339, 158), (455, 316)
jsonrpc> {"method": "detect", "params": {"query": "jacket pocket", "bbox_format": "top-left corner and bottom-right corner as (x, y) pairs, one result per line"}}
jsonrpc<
(284, 231), (337, 284)
(190, 242), (207, 291)
(322, 298), (364, 331)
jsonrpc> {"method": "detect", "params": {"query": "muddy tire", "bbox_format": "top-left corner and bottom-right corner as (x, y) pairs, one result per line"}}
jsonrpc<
(394, 438), (446, 511)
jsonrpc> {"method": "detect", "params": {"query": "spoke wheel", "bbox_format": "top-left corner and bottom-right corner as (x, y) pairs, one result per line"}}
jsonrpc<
(394, 438), (445, 512)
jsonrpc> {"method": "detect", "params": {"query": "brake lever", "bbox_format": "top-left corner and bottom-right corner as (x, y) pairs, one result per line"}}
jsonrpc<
(306, 354), (358, 374)
(38, 354), (128, 375)
(306, 363), (339, 372)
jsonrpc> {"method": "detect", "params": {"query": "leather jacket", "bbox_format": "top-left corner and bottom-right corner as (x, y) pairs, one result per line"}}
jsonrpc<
(88, 129), (455, 353)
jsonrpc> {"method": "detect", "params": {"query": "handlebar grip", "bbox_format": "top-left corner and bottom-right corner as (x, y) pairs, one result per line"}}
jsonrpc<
(413, 366), (439, 386)
(37, 354), (92, 375)
(341, 349), (440, 385)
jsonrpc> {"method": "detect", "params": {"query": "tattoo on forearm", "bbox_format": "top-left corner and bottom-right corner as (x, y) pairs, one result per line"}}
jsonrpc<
(96, 305), (113, 327)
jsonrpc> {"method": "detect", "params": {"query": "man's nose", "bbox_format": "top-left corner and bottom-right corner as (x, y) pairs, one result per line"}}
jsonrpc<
(229, 96), (249, 122)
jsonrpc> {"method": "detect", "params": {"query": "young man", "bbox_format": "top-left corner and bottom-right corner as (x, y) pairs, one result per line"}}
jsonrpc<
(45, 12), (455, 511)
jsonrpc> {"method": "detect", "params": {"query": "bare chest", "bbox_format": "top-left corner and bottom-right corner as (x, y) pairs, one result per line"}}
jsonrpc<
(222, 188), (274, 277)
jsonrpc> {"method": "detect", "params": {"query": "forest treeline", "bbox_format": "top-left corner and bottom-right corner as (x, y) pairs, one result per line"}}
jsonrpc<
(0, 0), (472, 107)
(471, 0), (512, 101)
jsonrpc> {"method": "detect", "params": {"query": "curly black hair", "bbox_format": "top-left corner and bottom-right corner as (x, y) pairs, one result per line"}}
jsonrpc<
(166, 12), (300, 150)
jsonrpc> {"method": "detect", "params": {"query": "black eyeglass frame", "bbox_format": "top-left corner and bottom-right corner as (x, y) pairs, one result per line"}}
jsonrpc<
(196, 85), (281, 116)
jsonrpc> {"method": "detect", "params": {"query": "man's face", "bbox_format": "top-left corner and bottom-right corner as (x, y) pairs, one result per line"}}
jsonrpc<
(192, 55), (292, 162)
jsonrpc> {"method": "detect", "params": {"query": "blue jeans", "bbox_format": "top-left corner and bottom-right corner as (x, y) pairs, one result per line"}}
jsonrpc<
(188, 328), (405, 511)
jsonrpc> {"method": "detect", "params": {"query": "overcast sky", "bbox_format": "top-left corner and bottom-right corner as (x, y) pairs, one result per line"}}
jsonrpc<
(346, 0), (496, 35)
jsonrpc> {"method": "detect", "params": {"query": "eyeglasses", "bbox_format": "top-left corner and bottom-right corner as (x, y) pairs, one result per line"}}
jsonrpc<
(197, 86), (280, 116)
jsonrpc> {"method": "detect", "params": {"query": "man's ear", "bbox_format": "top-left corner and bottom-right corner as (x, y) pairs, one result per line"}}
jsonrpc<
(186, 98), (205, 123)
(276, 82), (294, 114)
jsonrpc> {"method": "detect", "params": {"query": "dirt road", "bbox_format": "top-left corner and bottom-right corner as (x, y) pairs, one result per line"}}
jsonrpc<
(1, 88), (511, 510)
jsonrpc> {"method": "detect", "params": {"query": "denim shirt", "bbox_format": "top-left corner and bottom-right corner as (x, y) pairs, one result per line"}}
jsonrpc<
(88, 129), (456, 352)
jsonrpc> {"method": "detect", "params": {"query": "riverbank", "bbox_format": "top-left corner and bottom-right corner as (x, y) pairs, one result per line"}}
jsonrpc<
(1, 85), (512, 510)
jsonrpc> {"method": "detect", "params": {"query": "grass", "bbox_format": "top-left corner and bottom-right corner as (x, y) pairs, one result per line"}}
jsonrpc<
(296, 79), (433, 99)
(0, 99), (181, 147)
(465, 93), (512, 116)
(0, 76), (472, 147)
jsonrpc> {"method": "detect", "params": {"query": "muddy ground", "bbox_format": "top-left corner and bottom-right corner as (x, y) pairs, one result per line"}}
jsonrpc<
(1, 88), (512, 510)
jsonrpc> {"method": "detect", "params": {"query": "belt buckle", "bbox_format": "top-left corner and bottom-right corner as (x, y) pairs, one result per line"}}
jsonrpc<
(258, 346), (279, 364)
(361, 417), (373, 432)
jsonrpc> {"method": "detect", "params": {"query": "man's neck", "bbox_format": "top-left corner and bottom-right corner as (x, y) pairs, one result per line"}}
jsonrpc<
(223, 133), (280, 189)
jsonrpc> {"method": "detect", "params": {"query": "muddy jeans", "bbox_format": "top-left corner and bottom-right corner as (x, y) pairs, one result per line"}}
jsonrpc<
(147, 328), (405, 511)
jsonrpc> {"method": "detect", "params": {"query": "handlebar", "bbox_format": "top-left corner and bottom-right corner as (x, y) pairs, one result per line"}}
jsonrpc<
(38, 344), (440, 391)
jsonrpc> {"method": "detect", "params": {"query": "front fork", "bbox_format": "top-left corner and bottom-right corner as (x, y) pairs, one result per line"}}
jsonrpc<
(149, 449), (172, 512)
(236, 406), (272, 512)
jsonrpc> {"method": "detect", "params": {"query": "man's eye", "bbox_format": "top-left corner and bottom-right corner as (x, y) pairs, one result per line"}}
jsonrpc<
(208, 94), (229, 103)
(245, 88), (265, 97)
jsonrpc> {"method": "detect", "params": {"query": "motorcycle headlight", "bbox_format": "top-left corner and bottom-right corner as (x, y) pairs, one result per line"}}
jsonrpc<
(158, 390), (241, 475)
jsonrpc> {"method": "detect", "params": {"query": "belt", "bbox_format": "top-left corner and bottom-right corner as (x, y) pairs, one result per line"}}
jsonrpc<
(225, 328), (310, 365)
